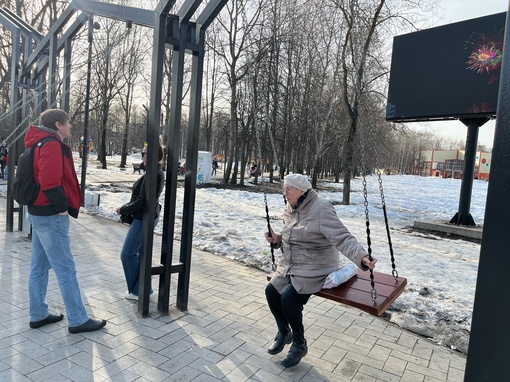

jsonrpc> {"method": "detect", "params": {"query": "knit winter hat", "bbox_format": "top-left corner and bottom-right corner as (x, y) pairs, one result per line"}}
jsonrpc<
(284, 174), (312, 192)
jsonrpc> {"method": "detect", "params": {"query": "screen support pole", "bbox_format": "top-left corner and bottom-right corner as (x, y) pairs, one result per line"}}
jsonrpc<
(449, 117), (490, 226)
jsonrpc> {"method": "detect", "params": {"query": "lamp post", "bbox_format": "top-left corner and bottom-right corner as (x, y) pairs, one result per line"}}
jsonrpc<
(80, 15), (100, 206)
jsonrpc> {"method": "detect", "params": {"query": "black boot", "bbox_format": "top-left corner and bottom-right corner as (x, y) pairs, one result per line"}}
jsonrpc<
(280, 341), (308, 368)
(268, 331), (293, 355)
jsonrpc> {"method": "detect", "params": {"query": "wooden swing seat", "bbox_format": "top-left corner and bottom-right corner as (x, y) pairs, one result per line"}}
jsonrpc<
(267, 269), (406, 317)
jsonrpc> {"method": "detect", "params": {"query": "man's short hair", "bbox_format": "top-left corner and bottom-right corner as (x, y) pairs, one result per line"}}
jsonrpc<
(40, 109), (70, 131)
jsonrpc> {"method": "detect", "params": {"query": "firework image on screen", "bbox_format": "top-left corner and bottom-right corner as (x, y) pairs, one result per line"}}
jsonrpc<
(386, 12), (506, 122)
(466, 36), (503, 74)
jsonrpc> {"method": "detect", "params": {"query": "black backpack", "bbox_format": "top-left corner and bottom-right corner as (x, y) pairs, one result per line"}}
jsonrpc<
(12, 136), (60, 205)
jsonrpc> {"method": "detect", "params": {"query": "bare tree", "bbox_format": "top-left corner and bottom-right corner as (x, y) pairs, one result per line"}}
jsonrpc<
(118, 24), (151, 167)
(92, 18), (127, 169)
(213, 0), (266, 185)
(330, 0), (438, 204)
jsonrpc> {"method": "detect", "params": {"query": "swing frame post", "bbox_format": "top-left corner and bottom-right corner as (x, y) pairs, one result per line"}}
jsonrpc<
(464, 8), (510, 380)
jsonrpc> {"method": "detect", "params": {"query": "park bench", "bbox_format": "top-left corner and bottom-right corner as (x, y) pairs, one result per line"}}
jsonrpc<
(132, 162), (145, 174)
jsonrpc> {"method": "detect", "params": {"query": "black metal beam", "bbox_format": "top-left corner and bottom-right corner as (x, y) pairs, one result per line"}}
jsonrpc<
(195, 0), (229, 30)
(0, 11), (21, 33)
(0, 7), (42, 38)
(155, 0), (177, 15)
(165, 19), (200, 53)
(449, 117), (490, 226)
(18, 29), (34, 233)
(139, 8), (167, 317)
(177, 0), (202, 22)
(464, 8), (510, 380)
(178, 24), (205, 311)
(158, 14), (188, 314)
(73, 0), (155, 28)
(32, 13), (88, 80)
(6, 28), (21, 232)
(48, 34), (58, 106)
(23, 5), (77, 73)
(62, 38), (72, 111)
(169, 22), (189, 312)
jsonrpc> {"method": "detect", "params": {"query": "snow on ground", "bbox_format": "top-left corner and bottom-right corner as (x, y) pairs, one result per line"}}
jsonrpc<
(1, 153), (488, 354)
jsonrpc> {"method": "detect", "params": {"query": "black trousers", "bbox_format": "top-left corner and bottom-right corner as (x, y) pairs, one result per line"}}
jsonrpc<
(265, 282), (311, 346)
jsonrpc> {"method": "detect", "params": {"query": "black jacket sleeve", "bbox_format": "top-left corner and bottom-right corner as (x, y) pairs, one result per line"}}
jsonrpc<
(119, 167), (165, 219)
(43, 186), (69, 213)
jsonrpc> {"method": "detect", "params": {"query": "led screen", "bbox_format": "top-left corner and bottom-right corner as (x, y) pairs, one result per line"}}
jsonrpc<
(386, 12), (506, 122)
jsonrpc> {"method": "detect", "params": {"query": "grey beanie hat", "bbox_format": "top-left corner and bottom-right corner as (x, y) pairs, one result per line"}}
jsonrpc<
(284, 174), (312, 192)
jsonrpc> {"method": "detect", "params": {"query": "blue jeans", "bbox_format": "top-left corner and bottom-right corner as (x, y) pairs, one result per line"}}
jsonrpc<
(120, 216), (159, 295)
(28, 214), (89, 327)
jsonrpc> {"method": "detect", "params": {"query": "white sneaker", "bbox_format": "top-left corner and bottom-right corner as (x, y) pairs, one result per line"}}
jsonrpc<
(125, 291), (138, 300)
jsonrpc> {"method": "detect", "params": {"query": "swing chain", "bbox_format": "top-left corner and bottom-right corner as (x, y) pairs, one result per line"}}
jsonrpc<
(4, 71), (69, 150)
(371, 126), (399, 281)
(251, 61), (277, 271)
(360, 123), (377, 302)
(264, 193), (276, 271)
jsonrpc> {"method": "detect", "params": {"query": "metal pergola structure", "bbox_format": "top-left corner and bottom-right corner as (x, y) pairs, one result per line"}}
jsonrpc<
(1, 0), (227, 317)
(0, 6), (43, 232)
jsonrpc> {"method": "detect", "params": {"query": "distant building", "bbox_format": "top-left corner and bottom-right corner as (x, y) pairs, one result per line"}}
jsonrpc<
(416, 150), (491, 180)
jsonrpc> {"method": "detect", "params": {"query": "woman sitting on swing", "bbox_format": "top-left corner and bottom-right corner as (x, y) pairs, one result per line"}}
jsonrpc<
(264, 173), (377, 368)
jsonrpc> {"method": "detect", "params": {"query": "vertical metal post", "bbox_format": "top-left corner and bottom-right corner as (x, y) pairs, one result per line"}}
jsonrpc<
(464, 7), (510, 381)
(80, 15), (95, 206)
(449, 118), (489, 226)
(158, 15), (186, 313)
(18, 34), (33, 232)
(34, 74), (45, 117)
(6, 28), (21, 232)
(178, 24), (204, 310)
(48, 34), (58, 106)
(139, 7), (168, 317)
(62, 38), (72, 112)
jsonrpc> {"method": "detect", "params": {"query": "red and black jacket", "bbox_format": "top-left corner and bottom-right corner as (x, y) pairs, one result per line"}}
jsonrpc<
(25, 125), (81, 218)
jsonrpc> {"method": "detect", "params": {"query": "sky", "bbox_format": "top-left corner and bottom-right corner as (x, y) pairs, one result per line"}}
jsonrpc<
(407, 0), (508, 147)
(0, 152), (488, 355)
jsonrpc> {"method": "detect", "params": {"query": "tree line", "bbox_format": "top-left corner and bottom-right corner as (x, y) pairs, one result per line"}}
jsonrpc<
(1, 0), (481, 205)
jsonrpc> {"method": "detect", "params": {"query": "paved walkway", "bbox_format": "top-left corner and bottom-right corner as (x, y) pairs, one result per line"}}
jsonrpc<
(0, 197), (466, 381)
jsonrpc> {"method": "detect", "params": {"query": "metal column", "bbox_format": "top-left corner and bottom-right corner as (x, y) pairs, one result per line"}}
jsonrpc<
(449, 117), (489, 226)
(6, 28), (21, 232)
(464, 7), (510, 381)
(178, 24), (204, 310)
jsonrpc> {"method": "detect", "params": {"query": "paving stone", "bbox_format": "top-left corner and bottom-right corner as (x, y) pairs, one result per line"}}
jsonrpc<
(0, 198), (468, 381)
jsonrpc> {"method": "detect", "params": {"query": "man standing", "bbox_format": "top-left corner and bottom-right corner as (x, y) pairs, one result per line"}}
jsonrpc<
(26, 108), (106, 333)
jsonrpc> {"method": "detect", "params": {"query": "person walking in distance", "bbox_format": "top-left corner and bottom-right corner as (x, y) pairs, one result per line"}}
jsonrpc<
(0, 137), (7, 179)
(26, 108), (106, 333)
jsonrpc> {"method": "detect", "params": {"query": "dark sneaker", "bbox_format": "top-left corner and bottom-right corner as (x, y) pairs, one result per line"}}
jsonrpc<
(68, 318), (106, 334)
(29, 313), (64, 328)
